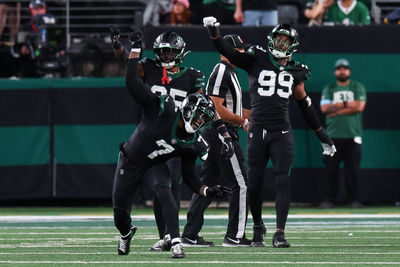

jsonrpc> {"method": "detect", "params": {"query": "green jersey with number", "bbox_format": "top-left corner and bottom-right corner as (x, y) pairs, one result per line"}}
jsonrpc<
(323, 0), (371, 25)
(320, 80), (367, 138)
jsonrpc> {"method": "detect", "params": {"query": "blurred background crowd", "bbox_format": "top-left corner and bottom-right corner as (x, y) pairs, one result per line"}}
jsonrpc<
(0, 0), (400, 78)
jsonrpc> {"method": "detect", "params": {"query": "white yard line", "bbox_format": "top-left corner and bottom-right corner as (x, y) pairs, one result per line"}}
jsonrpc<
(1, 236), (400, 241)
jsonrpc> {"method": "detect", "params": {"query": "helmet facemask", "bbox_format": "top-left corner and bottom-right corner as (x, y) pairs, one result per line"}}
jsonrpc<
(154, 47), (184, 68)
(267, 24), (299, 59)
(181, 94), (215, 134)
(153, 31), (187, 68)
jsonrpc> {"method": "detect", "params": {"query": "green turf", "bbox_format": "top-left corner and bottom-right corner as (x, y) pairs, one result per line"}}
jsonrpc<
(0, 207), (399, 266)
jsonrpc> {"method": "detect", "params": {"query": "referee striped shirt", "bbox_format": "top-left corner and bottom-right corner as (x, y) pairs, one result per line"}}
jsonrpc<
(205, 60), (243, 119)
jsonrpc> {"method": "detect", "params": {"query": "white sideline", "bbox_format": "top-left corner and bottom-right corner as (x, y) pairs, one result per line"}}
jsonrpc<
(0, 214), (400, 222)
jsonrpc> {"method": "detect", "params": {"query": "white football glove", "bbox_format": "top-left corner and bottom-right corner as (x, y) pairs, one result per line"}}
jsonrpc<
(321, 143), (336, 157)
(203, 16), (220, 27)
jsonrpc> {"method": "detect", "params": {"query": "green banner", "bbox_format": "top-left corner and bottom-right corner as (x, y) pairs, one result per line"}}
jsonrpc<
(54, 124), (135, 164)
(0, 126), (50, 166)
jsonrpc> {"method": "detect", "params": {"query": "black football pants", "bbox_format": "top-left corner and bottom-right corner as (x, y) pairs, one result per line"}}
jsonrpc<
(247, 124), (294, 230)
(148, 157), (182, 239)
(182, 131), (248, 239)
(112, 153), (179, 240)
(321, 138), (362, 203)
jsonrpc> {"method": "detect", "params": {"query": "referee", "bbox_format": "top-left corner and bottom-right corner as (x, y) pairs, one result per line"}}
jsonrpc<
(182, 34), (251, 247)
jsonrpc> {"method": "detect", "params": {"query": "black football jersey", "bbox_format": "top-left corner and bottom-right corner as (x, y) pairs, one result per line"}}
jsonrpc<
(124, 58), (209, 193)
(140, 58), (205, 108)
(123, 94), (208, 170)
(245, 45), (310, 129)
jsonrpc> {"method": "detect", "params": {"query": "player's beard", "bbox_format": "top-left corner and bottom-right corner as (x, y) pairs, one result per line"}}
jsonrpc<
(336, 74), (350, 83)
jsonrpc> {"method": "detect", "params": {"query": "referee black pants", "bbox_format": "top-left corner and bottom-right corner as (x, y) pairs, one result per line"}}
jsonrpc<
(182, 130), (248, 239)
(247, 124), (294, 230)
(321, 138), (362, 203)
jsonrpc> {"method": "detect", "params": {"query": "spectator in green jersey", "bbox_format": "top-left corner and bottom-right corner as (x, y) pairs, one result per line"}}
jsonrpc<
(323, 0), (371, 25)
(319, 58), (367, 209)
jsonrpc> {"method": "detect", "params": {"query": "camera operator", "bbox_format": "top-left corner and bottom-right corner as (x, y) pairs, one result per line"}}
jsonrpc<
(17, 0), (66, 77)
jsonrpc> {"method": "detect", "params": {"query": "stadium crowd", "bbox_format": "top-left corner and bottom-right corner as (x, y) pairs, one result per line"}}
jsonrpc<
(0, 0), (399, 78)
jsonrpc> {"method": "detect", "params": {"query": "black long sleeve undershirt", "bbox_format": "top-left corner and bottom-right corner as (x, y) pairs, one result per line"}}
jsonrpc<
(181, 156), (203, 195)
(125, 58), (158, 106)
(212, 36), (255, 71)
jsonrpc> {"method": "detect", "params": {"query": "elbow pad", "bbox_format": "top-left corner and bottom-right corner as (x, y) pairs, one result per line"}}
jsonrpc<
(297, 95), (321, 130)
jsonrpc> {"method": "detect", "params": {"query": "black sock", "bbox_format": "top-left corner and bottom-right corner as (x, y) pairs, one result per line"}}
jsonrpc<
(275, 176), (290, 229)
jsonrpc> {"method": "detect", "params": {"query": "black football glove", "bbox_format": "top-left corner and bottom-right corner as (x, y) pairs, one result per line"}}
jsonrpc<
(109, 24), (121, 50)
(203, 16), (220, 38)
(205, 185), (231, 199)
(221, 136), (234, 160)
(129, 30), (144, 50)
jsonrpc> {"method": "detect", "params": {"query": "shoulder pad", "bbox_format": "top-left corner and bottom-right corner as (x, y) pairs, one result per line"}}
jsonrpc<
(139, 57), (155, 66)
(188, 67), (204, 77)
(292, 61), (311, 81)
(247, 45), (267, 55)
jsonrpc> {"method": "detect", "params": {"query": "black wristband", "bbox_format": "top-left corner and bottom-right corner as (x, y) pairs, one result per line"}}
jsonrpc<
(343, 101), (347, 108)
(217, 125), (229, 136)
(315, 128), (333, 146)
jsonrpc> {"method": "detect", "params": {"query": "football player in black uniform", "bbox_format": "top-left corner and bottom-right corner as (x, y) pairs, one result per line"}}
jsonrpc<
(114, 32), (233, 258)
(182, 34), (251, 247)
(202, 16), (337, 248)
(110, 26), (205, 251)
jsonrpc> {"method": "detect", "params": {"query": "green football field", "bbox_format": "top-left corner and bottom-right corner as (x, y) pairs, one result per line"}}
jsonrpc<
(0, 207), (399, 266)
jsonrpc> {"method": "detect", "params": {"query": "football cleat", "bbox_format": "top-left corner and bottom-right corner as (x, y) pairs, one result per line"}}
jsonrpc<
(171, 242), (185, 258)
(222, 236), (251, 247)
(118, 225), (138, 255)
(272, 231), (290, 248)
(149, 234), (172, 251)
(251, 224), (266, 247)
(181, 236), (215, 247)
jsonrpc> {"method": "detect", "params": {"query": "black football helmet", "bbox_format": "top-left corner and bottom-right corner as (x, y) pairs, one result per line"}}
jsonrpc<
(153, 31), (187, 68)
(181, 93), (215, 134)
(267, 24), (299, 58)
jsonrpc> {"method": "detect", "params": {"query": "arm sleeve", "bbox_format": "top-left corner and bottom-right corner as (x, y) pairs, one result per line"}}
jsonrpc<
(297, 95), (322, 131)
(180, 156), (203, 194)
(116, 47), (129, 64)
(212, 37), (255, 71)
(125, 58), (158, 106)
